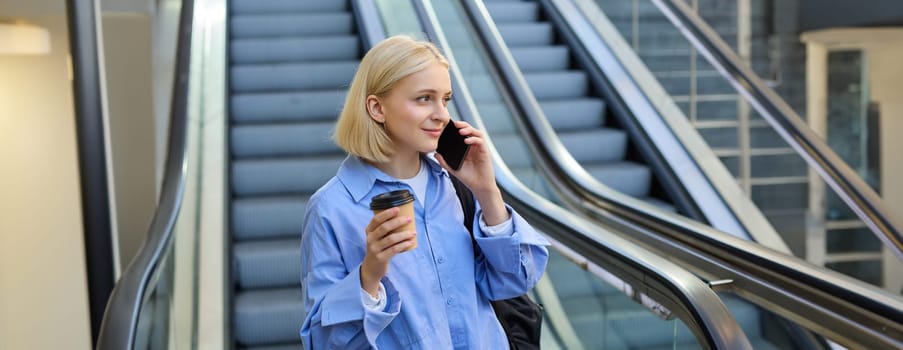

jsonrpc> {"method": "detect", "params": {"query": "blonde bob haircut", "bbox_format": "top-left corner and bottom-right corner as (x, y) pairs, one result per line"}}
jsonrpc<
(333, 35), (450, 163)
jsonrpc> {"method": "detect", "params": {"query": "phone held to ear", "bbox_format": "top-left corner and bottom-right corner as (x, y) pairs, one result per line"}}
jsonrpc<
(436, 120), (470, 171)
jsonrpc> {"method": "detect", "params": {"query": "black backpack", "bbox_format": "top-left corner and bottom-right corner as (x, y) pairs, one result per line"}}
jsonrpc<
(449, 176), (543, 350)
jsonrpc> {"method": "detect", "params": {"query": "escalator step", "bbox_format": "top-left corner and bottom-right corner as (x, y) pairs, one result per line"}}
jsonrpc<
(559, 128), (628, 163)
(230, 36), (360, 64)
(510, 45), (570, 72)
(583, 162), (652, 198)
(496, 23), (555, 46)
(524, 71), (588, 99)
(233, 238), (302, 289)
(230, 61), (358, 93)
(230, 13), (353, 39)
(231, 121), (341, 158)
(232, 195), (309, 241)
(484, 2), (540, 23)
(230, 0), (347, 15)
(240, 344), (302, 350)
(231, 156), (344, 197)
(234, 288), (304, 346)
(539, 98), (607, 130)
(230, 90), (346, 124)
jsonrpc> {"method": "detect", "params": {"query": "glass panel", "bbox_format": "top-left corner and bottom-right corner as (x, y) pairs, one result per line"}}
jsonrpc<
(827, 227), (883, 253)
(716, 292), (814, 350)
(826, 261), (883, 286)
(589, 0), (891, 292)
(131, 0), (204, 347)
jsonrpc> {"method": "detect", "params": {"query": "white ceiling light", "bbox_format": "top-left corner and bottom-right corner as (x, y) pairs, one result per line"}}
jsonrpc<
(0, 22), (51, 55)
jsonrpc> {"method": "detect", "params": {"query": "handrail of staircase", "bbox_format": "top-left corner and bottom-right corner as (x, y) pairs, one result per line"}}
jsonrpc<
(95, 0), (194, 348)
(653, 0), (903, 262)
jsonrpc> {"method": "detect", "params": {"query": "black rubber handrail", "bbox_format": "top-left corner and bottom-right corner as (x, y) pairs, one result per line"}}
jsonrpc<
(413, 1), (753, 348)
(462, 0), (903, 348)
(95, 0), (194, 348)
(653, 0), (903, 261)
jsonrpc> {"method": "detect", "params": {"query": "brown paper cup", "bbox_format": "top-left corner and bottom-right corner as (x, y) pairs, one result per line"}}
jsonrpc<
(370, 190), (417, 251)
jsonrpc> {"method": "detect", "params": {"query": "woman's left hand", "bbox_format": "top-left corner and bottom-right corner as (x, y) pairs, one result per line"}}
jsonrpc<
(435, 121), (509, 225)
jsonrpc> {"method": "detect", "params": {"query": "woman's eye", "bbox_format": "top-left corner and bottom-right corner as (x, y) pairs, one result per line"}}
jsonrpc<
(442, 97), (452, 105)
(417, 95), (430, 102)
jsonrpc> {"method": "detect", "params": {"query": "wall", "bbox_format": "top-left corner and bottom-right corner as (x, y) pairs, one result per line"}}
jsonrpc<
(0, 15), (93, 350)
(869, 40), (903, 293)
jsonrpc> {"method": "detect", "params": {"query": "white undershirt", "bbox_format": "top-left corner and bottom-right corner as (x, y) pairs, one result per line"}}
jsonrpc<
(398, 159), (429, 204)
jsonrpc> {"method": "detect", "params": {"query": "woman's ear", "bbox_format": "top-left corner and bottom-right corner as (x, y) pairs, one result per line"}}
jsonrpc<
(366, 95), (385, 124)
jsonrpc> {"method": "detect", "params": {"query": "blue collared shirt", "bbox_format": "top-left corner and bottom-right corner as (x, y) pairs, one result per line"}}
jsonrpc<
(300, 155), (550, 349)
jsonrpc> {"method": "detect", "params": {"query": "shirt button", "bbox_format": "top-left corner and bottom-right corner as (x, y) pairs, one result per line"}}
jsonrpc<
(437, 257), (446, 264)
(446, 297), (454, 305)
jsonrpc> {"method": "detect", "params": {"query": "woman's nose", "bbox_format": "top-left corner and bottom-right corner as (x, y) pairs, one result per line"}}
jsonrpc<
(432, 104), (450, 122)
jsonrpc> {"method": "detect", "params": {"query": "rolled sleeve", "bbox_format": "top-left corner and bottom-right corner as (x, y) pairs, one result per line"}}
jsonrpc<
(314, 266), (402, 347)
(473, 205), (550, 274)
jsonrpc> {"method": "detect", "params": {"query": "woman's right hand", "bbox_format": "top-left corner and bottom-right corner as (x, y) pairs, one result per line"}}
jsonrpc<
(360, 207), (416, 296)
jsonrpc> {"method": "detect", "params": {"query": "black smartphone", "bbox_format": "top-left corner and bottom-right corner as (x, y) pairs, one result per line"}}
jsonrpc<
(436, 120), (470, 171)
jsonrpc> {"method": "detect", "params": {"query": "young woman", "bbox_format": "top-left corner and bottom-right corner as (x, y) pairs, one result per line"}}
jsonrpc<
(299, 35), (549, 349)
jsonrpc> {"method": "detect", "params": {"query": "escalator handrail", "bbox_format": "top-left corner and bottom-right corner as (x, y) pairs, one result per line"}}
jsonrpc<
(95, 0), (194, 348)
(463, 0), (903, 348)
(415, 1), (753, 348)
(652, 0), (903, 261)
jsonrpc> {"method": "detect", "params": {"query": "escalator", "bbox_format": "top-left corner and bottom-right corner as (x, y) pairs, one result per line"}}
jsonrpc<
(451, 0), (902, 349)
(227, 1), (361, 348)
(95, 0), (901, 349)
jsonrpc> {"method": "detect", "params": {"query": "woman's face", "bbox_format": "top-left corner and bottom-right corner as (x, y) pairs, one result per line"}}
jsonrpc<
(372, 62), (452, 156)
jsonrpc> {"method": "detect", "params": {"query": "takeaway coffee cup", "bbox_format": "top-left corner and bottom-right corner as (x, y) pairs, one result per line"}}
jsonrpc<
(370, 190), (417, 251)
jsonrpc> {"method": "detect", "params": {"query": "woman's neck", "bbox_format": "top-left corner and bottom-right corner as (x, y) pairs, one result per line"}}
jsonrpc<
(372, 152), (421, 179)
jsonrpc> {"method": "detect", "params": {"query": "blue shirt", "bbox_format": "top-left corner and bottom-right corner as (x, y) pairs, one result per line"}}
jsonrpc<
(299, 155), (550, 349)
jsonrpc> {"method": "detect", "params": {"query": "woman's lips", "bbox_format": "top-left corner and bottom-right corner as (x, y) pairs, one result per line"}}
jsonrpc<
(423, 128), (442, 138)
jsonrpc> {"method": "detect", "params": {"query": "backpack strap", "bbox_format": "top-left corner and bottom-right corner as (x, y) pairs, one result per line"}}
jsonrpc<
(449, 175), (475, 236)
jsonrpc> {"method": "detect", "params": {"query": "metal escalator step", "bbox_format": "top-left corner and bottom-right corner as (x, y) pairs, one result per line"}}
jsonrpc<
(231, 155), (344, 197)
(525, 71), (588, 99)
(230, 0), (347, 15)
(485, 2), (540, 23)
(231, 121), (341, 158)
(496, 22), (555, 47)
(539, 98), (607, 130)
(583, 162), (652, 198)
(234, 287), (304, 346)
(559, 128), (627, 163)
(230, 36), (360, 64)
(232, 195), (309, 241)
(230, 90), (346, 124)
(239, 344), (302, 350)
(230, 13), (353, 39)
(231, 61), (358, 93)
(510, 45), (570, 72)
(233, 238), (301, 289)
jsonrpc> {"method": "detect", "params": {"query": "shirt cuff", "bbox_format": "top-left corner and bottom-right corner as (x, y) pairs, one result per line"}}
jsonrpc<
(479, 215), (513, 237)
(361, 282), (387, 311)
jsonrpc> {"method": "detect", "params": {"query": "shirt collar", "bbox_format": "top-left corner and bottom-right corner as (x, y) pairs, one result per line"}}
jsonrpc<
(337, 154), (448, 203)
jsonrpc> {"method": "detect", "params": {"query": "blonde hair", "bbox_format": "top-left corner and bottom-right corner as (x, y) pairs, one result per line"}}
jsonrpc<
(333, 35), (449, 163)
